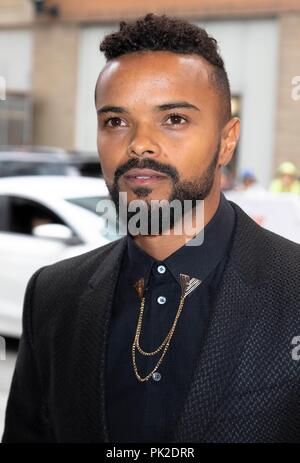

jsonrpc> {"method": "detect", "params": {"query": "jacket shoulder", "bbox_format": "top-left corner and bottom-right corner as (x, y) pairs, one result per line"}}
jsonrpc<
(230, 200), (300, 256)
(229, 201), (300, 289)
(31, 237), (126, 294)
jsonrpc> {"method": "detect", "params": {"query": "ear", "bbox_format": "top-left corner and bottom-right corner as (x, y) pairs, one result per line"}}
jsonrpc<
(218, 117), (240, 166)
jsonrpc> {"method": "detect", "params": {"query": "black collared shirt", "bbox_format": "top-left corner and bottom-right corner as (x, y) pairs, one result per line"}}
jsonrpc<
(106, 193), (236, 442)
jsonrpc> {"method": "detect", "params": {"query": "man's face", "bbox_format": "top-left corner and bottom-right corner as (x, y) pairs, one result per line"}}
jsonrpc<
(95, 51), (237, 227)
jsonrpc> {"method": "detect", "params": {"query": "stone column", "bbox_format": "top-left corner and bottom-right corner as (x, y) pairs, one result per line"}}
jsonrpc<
(274, 14), (300, 174)
(32, 23), (79, 150)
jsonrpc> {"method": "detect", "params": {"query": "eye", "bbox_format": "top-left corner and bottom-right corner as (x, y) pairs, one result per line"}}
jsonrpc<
(103, 117), (127, 128)
(164, 113), (188, 125)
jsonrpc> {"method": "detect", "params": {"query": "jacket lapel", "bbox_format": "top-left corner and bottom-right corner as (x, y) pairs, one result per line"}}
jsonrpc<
(173, 202), (271, 442)
(70, 237), (127, 443)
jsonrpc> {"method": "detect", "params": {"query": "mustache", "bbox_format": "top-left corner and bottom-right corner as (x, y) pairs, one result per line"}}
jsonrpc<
(114, 158), (179, 183)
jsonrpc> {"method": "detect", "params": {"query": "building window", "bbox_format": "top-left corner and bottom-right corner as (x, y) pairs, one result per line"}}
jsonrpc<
(0, 92), (32, 146)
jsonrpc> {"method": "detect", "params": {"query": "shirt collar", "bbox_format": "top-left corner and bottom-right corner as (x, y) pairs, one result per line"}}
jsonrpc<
(125, 192), (236, 288)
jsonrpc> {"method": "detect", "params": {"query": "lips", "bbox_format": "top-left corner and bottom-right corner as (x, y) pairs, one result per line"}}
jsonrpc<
(123, 168), (167, 185)
(124, 168), (167, 179)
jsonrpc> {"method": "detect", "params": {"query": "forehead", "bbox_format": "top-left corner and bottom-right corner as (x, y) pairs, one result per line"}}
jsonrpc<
(96, 51), (215, 107)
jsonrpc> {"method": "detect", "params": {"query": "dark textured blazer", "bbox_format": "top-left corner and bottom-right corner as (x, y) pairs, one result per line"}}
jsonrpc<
(2, 201), (300, 443)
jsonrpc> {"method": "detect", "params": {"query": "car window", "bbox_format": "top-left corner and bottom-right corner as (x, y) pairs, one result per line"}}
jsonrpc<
(66, 196), (108, 215)
(0, 195), (72, 236)
(66, 196), (121, 242)
(0, 195), (10, 232)
(71, 161), (101, 178)
(0, 160), (80, 177)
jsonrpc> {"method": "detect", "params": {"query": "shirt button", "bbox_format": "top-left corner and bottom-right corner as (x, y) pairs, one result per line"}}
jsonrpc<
(157, 296), (166, 304)
(152, 372), (162, 382)
(157, 265), (166, 274)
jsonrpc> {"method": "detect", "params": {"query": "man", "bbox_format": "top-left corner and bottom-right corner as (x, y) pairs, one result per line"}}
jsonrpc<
(269, 161), (300, 195)
(235, 169), (265, 193)
(2, 14), (300, 443)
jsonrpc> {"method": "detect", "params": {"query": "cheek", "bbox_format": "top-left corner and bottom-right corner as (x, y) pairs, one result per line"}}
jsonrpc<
(98, 132), (126, 182)
(166, 131), (216, 178)
(98, 158), (113, 183)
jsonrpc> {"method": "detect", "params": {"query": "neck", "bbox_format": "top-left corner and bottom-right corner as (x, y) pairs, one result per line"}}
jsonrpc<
(132, 184), (221, 261)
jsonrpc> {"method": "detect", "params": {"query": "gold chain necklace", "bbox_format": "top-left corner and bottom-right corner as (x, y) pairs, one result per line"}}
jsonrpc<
(132, 273), (201, 382)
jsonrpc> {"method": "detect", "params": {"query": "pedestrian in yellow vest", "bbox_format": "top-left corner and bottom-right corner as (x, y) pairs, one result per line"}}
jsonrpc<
(269, 162), (300, 195)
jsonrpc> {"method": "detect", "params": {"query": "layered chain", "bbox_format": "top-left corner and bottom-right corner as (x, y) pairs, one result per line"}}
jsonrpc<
(132, 294), (187, 382)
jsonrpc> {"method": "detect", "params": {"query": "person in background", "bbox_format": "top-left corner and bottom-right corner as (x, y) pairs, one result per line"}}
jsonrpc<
(235, 169), (265, 193)
(269, 162), (300, 195)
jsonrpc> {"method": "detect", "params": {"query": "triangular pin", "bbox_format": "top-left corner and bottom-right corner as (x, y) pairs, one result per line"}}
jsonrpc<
(180, 273), (202, 297)
(180, 273), (190, 296)
(133, 277), (145, 299)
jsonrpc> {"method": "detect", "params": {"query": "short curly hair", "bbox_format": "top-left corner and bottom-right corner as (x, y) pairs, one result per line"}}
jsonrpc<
(98, 13), (232, 123)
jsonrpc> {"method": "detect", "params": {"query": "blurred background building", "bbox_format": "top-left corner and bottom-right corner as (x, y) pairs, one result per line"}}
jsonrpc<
(0, 0), (300, 187)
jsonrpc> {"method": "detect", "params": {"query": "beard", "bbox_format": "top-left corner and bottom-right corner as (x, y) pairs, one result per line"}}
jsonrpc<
(106, 142), (220, 236)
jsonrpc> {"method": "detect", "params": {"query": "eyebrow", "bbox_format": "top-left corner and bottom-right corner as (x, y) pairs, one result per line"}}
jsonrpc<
(97, 106), (126, 115)
(96, 101), (200, 115)
(156, 101), (200, 112)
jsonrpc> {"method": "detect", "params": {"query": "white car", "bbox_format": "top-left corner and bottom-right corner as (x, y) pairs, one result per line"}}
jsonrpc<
(0, 176), (119, 338)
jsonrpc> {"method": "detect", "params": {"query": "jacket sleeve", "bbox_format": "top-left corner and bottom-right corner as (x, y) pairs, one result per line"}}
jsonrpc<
(1, 267), (54, 443)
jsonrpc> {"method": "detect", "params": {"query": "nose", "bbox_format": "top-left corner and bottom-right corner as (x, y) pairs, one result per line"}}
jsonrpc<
(127, 124), (161, 159)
